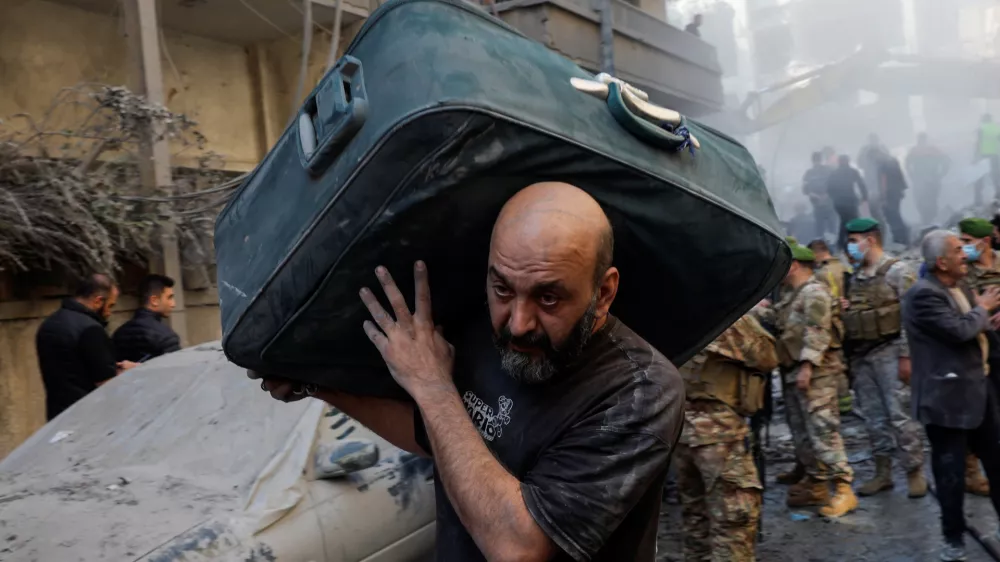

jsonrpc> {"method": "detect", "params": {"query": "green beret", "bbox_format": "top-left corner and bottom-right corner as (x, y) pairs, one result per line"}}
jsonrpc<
(790, 244), (815, 262)
(784, 236), (798, 245)
(845, 217), (879, 233)
(959, 217), (994, 239)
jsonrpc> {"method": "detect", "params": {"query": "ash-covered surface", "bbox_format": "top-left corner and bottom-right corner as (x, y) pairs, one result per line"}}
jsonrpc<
(657, 404), (997, 561)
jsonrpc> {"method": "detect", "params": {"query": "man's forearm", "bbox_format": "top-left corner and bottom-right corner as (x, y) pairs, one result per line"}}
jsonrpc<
(316, 391), (426, 457)
(415, 385), (553, 562)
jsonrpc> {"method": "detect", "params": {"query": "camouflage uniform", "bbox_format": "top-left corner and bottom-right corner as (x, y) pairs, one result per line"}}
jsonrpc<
(763, 278), (854, 483)
(845, 253), (924, 472)
(677, 314), (779, 562)
(814, 257), (853, 411)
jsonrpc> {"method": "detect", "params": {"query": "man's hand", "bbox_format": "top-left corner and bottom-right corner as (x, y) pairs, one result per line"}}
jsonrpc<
(976, 286), (1000, 312)
(758, 298), (772, 308)
(990, 311), (1000, 331)
(116, 360), (139, 373)
(898, 357), (912, 385)
(360, 262), (455, 399)
(840, 297), (850, 311)
(796, 362), (813, 392)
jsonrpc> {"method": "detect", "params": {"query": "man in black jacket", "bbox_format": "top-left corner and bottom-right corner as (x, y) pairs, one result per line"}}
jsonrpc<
(904, 229), (1000, 561)
(827, 155), (869, 251)
(113, 274), (181, 363)
(36, 274), (137, 420)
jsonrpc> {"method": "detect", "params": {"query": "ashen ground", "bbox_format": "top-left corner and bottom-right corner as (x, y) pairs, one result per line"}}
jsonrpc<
(657, 400), (998, 561)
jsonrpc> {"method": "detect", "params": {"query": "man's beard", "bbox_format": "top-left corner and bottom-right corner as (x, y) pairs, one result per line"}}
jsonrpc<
(492, 299), (598, 384)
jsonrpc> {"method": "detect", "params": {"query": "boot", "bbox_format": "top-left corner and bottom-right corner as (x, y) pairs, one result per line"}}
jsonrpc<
(857, 456), (895, 496)
(908, 468), (928, 498)
(786, 477), (830, 507)
(820, 480), (859, 518)
(966, 454), (990, 497)
(776, 462), (806, 485)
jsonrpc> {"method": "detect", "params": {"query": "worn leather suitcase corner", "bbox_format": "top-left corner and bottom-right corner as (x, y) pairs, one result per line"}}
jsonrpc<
(214, 0), (789, 397)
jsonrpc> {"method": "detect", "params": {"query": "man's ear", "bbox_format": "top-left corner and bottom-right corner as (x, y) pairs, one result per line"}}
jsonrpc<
(595, 267), (619, 319)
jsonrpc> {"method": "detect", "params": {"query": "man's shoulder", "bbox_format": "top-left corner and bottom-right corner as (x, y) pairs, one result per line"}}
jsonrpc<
(591, 318), (683, 441)
(603, 318), (679, 383)
(905, 277), (947, 302)
(799, 281), (832, 303)
(38, 305), (99, 335)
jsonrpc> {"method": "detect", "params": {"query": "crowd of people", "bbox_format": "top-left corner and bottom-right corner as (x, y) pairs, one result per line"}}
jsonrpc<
(788, 117), (1000, 253)
(681, 214), (1000, 562)
(35, 273), (181, 420)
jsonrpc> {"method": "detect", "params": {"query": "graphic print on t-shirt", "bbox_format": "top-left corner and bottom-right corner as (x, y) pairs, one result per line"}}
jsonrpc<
(463, 390), (512, 441)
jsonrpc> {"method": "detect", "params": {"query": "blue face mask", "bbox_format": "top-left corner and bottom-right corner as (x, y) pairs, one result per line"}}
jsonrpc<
(847, 242), (866, 262)
(964, 244), (981, 262)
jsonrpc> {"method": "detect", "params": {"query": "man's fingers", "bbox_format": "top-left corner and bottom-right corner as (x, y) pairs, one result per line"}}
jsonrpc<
(363, 320), (389, 351)
(375, 266), (414, 331)
(360, 286), (396, 334)
(414, 261), (433, 325)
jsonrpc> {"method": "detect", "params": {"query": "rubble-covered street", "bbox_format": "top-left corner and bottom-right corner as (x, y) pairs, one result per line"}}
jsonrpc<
(658, 408), (1000, 561)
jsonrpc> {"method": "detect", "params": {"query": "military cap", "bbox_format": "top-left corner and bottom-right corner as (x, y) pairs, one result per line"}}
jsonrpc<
(845, 217), (879, 233)
(785, 236), (798, 245)
(959, 217), (994, 239)
(790, 244), (815, 262)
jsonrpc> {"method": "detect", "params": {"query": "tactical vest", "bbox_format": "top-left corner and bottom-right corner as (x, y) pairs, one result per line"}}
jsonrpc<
(843, 259), (901, 343)
(680, 352), (766, 416)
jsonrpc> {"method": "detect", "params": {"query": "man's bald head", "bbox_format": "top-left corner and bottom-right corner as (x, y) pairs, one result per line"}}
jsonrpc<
(491, 182), (614, 287)
(487, 183), (620, 384)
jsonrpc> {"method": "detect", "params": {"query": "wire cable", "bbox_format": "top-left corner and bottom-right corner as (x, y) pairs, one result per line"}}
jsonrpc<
(238, 0), (296, 39)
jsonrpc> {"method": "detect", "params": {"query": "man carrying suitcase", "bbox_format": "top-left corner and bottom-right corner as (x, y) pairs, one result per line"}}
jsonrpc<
(256, 182), (685, 562)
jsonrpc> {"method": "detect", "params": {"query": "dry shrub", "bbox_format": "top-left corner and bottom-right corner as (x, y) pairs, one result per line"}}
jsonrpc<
(0, 84), (243, 280)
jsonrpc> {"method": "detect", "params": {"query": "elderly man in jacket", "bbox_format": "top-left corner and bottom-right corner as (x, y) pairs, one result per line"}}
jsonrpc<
(904, 229), (1000, 562)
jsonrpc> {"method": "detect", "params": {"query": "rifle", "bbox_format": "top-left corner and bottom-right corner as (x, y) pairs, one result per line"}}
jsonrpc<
(748, 371), (773, 541)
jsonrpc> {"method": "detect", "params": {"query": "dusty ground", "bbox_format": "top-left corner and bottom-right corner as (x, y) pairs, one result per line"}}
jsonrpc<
(657, 405), (998, 561)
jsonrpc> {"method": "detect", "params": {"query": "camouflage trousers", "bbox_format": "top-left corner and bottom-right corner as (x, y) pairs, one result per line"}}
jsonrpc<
(676, 439), (762, 562)
(784, 372), (854, 482)
(851, 344), (925, 471)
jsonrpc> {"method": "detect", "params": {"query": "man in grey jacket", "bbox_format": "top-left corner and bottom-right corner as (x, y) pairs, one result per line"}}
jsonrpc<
(904, 229), (1000, 561)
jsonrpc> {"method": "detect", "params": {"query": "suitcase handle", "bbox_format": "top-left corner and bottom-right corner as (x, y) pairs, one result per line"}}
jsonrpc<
(298, 56), (369, 175)
(605, 82), (695, 154)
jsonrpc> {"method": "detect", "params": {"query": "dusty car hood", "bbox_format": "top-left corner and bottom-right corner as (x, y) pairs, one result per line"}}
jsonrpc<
(0, 342), (435, 561)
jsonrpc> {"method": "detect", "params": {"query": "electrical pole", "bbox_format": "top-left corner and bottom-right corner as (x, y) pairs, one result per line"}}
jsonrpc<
(122, 0), (188, 346)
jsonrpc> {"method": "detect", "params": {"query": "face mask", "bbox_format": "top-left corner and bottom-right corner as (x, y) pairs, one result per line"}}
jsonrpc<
(964, 244), (981, 262)
(847, 242), (866, 262)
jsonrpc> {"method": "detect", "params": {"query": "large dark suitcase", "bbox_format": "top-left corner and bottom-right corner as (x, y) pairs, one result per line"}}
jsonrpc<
(215, 0), (789, 397)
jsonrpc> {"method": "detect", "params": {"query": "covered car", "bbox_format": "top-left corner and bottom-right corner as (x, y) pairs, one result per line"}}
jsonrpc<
(0, 342), (435, 561)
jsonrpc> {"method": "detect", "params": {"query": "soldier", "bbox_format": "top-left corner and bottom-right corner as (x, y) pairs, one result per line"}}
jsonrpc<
(808, 239), (853, 415)
(761, 244), (858, 517)
(841, 217), (927, 498)
(677, 312), (779, 561)
(957, 217), (998, 497)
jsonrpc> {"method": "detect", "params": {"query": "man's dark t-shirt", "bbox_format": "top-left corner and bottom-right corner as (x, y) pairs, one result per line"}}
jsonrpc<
(415, 315), (684, 561)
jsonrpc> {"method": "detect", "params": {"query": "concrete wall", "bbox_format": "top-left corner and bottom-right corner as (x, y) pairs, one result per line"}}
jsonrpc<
(0, 289), (222, 460)
(0, 0), (364, 170)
